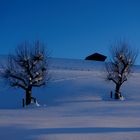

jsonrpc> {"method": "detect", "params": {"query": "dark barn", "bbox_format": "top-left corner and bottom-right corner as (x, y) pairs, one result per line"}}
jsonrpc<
(85, 53), (107, 61)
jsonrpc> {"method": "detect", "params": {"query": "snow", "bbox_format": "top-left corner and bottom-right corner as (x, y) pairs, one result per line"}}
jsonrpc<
(0, 58), (140, 140)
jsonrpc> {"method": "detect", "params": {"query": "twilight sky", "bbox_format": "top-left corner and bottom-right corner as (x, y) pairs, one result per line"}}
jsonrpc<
(1, 0), (140, 64)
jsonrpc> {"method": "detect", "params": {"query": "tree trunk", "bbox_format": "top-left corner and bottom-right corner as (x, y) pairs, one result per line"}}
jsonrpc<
(25, 88), (32, 105)
(115, 84), (121, 99)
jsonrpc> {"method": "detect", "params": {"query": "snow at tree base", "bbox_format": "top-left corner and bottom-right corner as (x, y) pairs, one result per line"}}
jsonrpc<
(0, 58), (140, 140)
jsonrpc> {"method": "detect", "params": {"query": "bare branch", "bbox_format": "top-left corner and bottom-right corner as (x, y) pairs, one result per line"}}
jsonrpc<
(0, 40), (50, 105)
(106, 41), (138, 99)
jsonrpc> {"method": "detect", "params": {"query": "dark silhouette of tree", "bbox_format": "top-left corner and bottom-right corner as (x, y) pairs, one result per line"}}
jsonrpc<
(106, 42), (138, 99)
(1, 41), (49, 105)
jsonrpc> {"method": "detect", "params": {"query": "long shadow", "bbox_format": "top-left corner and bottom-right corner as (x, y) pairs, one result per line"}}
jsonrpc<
(32, 127), (140, 135)
(0, 126), (140, 140)
(55, 99), (102, 105)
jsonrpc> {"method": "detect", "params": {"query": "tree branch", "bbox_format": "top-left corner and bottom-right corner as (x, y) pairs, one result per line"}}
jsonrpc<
(32, 82), (45, 87)
(11, 82), (26, 90)
(7, 73), (27, 87)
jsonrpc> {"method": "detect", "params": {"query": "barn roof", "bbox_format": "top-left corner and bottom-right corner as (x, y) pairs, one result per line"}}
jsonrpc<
(85, 53), (107, 61)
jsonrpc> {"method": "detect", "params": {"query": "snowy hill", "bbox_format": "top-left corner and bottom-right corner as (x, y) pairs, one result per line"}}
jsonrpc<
(0, 57), (140, 140)
(0, 57), (107, 109)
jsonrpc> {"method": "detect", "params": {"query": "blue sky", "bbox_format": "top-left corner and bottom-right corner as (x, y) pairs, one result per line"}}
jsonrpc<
(1, 0), (140, 64)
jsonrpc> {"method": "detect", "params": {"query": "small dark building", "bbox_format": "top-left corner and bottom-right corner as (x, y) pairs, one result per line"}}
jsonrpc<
(85, 53), (107, 61)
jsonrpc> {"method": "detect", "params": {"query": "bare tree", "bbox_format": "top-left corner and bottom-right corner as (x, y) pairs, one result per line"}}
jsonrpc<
(106, 42), (138, 99)
(1, 41), (49, 105)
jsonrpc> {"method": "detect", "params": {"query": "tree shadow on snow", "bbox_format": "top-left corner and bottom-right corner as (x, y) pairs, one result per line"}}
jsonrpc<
(32, 127), (140, 134)
(1, 126), (140, 140)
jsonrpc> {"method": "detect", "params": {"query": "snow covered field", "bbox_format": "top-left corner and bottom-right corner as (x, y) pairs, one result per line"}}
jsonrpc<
(0, 58), (140, 140)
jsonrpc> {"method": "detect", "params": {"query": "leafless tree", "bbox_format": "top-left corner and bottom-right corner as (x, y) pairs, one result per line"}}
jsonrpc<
(106, 42), (138, 99)
(1, 41), (49, 105)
